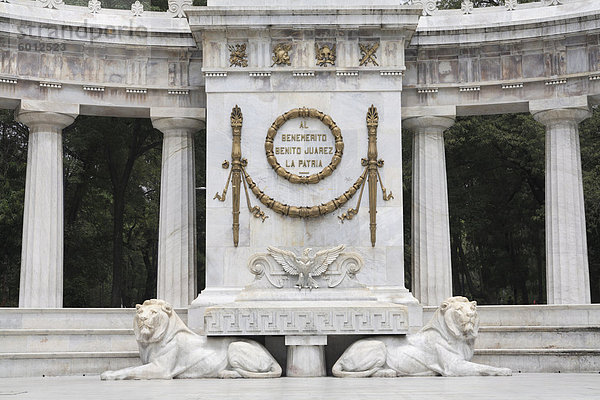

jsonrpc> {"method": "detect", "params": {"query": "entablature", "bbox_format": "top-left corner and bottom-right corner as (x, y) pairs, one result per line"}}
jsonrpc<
(0, 1), (204, 117)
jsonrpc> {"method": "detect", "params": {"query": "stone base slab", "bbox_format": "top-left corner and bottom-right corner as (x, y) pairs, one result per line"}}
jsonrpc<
(474, 349), (600, 373)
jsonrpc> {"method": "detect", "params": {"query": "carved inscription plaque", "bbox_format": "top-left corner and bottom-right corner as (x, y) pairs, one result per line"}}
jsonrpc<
(265, 107), (344, 184)
(275, 120), (334, 174)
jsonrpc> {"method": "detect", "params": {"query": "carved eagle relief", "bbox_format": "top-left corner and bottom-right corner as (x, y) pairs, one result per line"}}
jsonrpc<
(267, 245), (345, 289)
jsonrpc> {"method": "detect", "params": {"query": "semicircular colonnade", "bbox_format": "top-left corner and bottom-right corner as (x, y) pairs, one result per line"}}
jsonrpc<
(0, 0), (598, 308)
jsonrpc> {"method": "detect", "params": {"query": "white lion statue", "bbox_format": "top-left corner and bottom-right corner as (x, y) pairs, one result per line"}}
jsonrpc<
(100, 299), (282, 380)
(332, 296), (512, 377)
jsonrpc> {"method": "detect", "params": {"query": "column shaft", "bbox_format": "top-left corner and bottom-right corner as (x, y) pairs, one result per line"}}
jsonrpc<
(534, 108), (591, 304)
(17, 107), (76, 308)
(153, 117), (202, 307)
(404, 116), (455, 306)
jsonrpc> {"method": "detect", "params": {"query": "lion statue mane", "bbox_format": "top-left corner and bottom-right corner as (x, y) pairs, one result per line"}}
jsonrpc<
(100, 299), (282, 380)
(332, 296), (512, 377)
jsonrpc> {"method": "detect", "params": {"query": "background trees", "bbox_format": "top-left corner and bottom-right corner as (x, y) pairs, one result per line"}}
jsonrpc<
(0, 111), (27, 306)
(1, 107), (597, 307)
(0, 112), (205, 307)
(403, 111), (600, 304)
(0, 2), (598, 307)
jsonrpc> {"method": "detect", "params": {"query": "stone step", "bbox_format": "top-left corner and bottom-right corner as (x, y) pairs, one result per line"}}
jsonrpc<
(0, 329), (138, 353)
(1, 348), (598, 377)
(0, 351), (140, 378)
(475, 325), (600, 350)
(0, 308), (187, 329)
(424, 304), (600, 327)
(474, 349), (600, 373)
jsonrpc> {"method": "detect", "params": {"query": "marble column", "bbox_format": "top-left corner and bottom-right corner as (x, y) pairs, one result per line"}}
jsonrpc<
(152, 109), (204, 307)
(532, 106), (591, 304)
(403, 116), (455, 307)
(16, 101), (78, 308)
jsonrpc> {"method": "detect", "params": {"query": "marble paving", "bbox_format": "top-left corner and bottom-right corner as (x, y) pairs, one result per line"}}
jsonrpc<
(0, 374), (599, 400)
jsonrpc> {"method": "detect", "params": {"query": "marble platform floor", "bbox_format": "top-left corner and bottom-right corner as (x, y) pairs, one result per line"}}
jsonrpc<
(0, 374), (599, 400)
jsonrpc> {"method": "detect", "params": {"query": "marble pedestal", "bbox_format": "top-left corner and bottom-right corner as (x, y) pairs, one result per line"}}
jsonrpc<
(200, 299), (409, 377)
(286, 336), (327, 377)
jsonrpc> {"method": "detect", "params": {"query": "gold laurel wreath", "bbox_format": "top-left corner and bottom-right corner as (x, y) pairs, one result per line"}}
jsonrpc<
(265, 107), (344, 184)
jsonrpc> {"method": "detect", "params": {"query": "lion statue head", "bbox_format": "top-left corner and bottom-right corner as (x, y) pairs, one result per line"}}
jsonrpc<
(423, 296), (480, 343)
(133, 299), (182, 344)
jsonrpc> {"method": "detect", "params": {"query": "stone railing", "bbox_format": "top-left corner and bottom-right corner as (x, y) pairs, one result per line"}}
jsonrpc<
(413, 0), (567, 16)
(0, 0), (581, 20)
(0, 0), (597, 116)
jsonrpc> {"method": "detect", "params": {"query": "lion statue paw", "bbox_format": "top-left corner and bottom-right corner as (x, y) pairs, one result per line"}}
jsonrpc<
(332, 296), (512, 378)
(100, 299), (282, 380)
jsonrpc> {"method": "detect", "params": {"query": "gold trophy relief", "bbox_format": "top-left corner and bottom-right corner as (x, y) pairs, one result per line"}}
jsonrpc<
(215, 105), (393, 247)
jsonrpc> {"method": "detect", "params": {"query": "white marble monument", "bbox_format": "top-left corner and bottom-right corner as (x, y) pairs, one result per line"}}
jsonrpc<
(185, 0), (423, 376)
(1, 0), (600, 378)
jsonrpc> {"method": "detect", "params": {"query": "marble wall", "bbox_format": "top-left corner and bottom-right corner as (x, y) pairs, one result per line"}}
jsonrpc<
(205, 83), (404, 288)
(198, 19), (412, 291)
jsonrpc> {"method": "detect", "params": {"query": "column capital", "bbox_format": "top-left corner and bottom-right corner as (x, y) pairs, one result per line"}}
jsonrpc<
(402, 105), (456, 133)
(532, 108), (591, 127)
(151, 107), (206, 133)
(403, 115), (455, 133)
(530, 96), (591, 127)
(16, 100), (79, 130)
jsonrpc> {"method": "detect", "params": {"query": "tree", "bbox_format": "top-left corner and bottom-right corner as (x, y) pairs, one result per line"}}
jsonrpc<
(63, 117), (162, 307)
(580, 110), (600, 303)
(0, 111), (27, 306)
(404, 110), (600, 305)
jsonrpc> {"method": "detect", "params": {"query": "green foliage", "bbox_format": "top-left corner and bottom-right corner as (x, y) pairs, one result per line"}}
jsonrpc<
(61, 116), (164, 307)
(444, 114), (546, 304)
(580, 110), (600, 303)
(0, 111), (27, 306)
(404, 110), (600, 305)
(438, 0), (538, 9)
(0, 110), (205, 307)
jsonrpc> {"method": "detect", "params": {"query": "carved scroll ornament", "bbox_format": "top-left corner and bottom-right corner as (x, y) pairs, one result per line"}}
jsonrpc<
(247, 246), (364, 290)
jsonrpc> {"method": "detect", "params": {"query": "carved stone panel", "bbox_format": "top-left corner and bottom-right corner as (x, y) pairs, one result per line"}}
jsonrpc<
(247, 246), (364, 290)
(204, 302), (409, 336)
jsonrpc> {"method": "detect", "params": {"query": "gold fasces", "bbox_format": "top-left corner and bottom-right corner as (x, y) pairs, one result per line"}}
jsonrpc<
(265, 107), (344, 184)
(243, 167), (366, 218)
(230, 105), (243, 247)
(214, 105), (268, 246)
(366, 104), (379, 247)
(338, 105), (393, 247)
